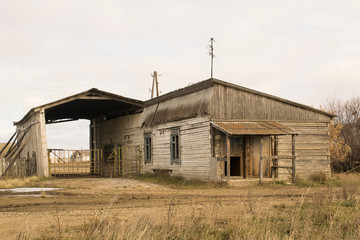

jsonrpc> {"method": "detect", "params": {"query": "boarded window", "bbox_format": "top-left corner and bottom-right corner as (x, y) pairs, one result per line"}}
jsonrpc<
(144, 134), (152, 163)
(170, 130), (180, 164)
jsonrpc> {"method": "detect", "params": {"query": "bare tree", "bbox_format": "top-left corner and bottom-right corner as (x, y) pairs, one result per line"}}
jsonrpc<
(322, 96), (360, 172)
(324, 96), (360, 124)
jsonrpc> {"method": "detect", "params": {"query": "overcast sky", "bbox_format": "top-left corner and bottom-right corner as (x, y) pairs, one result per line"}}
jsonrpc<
(0, 0), (359, 149)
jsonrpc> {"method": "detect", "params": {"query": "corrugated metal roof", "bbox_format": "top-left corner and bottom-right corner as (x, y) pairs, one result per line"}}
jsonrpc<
(212, 121), (300, 136)
(141, 87), (214, 127)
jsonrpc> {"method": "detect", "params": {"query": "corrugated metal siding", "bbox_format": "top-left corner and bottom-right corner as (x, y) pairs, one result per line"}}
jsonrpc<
(141, 87), (214, 127)
(212, 121), (300, 136)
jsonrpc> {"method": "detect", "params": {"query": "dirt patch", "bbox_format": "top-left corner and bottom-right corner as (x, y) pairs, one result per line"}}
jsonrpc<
(0, 178), (344, 239)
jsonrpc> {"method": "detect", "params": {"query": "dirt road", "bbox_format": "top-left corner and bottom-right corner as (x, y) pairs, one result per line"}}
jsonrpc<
(0, 178), (339, 239)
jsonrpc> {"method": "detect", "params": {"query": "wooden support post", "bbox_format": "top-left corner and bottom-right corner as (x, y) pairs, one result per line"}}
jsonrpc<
(292, 135), (296, 183)
(47, 150), (51, 176)
(259, 137), (263, 184)
(226, 134), (231, 184)
(274, 135), (279, 178)
(245, 137), (251, 178)
(240, 137), (244, 179)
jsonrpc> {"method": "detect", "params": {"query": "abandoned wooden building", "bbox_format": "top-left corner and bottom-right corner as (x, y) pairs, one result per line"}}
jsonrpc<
(0, 78), (335, 183)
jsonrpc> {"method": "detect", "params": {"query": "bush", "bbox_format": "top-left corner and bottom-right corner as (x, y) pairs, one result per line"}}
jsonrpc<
(309, 171), (328, 183)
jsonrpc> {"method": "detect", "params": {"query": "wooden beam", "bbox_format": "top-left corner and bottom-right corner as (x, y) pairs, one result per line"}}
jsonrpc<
(39, 109), (49, 177)
(292, 134), (296, 183)
(46, 118), (79, 124)
(274, 136), (278, 178)
(240, 137), (244, 178)
(78, 96), (111, 100)
(0, 130), (18, 156)
(247, 137), (252, 178)
(226, 134), (230, 183)
(244, 137), (250, 178)
(263, 155), (296, 160)
(259, 136), (263, 184)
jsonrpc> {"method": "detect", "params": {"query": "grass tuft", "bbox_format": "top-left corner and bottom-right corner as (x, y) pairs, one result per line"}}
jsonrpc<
(132, 173), (227, 189)
(0, 176), (51, 189)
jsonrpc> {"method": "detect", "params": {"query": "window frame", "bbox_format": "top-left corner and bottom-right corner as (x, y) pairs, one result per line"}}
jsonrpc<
(170, 129), (180, 164)
(144, 133), (152, 164)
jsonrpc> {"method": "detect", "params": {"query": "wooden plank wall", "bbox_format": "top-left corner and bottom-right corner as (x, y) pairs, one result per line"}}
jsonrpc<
(277, 121), (331, 179)
(7, 109), (49, 177)
(210, 84), (331, 121)
(96, 113), (143, 149)
(142, 116), (212, 180)
(210, 84), (332, 179)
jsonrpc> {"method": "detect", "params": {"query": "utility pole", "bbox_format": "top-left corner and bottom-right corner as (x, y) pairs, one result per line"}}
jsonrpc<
(209, 38), (215, 79)
(151, 71), (159, 99)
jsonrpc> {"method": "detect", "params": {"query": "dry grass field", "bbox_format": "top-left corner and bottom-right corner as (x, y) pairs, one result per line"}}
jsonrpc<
(0, 174), (359, 239)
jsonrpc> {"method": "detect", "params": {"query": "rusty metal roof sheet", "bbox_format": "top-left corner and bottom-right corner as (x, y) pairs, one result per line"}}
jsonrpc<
(212, 121), (300, 136)
(141, 87), (214, 127)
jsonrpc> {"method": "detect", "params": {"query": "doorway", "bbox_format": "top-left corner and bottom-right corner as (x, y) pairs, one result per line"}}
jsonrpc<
(225, 156), (243, 177)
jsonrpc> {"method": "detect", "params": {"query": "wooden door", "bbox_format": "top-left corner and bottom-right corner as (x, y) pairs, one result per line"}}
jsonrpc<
(246, 136), (271, 177)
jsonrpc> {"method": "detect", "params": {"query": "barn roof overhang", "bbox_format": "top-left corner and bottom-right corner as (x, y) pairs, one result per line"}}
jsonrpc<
(14, 88), (144, 125)
(211, 121), (300, 136)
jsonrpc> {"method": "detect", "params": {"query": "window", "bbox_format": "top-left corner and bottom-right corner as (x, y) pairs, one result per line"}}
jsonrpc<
(144, 134), (152, 163)
(170, 130), (180, 164)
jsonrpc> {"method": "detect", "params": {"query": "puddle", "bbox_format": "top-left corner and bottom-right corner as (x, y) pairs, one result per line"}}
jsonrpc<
(2, 194), (55, 197)
(0, 187), (61, 197)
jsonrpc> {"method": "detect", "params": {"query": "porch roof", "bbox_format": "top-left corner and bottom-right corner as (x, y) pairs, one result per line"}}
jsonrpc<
(211, 121), (300, 136)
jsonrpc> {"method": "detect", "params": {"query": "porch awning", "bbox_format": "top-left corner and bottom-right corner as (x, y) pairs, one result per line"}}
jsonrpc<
(211, 121), (300, 136)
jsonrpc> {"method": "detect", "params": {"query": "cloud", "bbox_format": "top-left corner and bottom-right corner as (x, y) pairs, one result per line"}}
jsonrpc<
(0, 0), (359, 145)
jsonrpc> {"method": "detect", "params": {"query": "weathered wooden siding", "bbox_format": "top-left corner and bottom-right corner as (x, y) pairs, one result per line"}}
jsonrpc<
(210, 84), (332, 121)
(251, 136), (271, 177)
(96, 113), (143, 149)
(5, 109), (49, 177)
(277, 121), (331, 179)
(142, 116), (212, 180)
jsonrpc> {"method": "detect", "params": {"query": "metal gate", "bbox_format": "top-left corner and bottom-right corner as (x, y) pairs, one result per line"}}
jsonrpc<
(48, 146), (142, 177)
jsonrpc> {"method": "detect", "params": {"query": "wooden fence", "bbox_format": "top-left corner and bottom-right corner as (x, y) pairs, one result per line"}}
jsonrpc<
(48, 146), (142, 177)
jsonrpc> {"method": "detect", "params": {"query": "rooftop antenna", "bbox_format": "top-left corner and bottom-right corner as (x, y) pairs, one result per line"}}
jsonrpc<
(208, 38), (215, 79)
(150, 71), (160, 99)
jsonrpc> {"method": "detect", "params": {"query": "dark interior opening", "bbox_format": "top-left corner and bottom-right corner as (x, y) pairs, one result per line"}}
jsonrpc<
(230, 157), (240, 176)
(224, 156), (241, 177)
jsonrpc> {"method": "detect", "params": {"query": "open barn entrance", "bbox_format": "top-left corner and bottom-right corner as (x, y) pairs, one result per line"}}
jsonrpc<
(41, 89), (144, 177)
(46, 119), (89, 150)
(46, 119), (143, 177)
(7, 88), (145, 177)
(46, 119), (96, 176)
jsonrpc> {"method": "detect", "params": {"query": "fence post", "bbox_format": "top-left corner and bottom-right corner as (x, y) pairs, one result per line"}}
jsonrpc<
(292, 135), (296, 183)
(139, 146), (143, 174)
(48, 150), (51, 176)
(259, 137), (263, 184)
